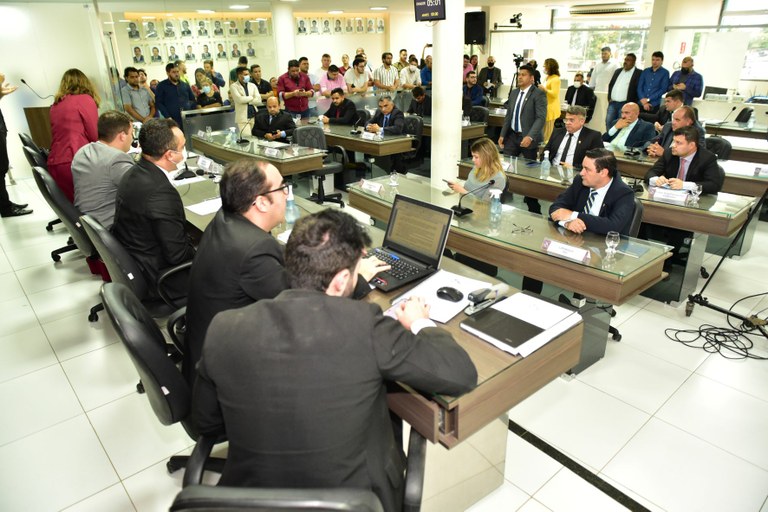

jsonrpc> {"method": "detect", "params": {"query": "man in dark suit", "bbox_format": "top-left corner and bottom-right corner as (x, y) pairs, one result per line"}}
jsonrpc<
(320, 87), (357, 125)
(112, 119), (195, 299)
(192, 209), (477, 512)
(644, 126), (722, 195)
(606, 53), (641, 130)
(251, 97), (296, 143)
(564, 73), (596, 123)
(407, 86), (431, 116)
(649, 89), (684, 130)
(498, 64), (546, 160)
(477, 56), (502, 98)
(602, 102), (656, 149)
(645, 105), (706, 158)
(542, 106), (603, 169)
(367, 95), (406, 173)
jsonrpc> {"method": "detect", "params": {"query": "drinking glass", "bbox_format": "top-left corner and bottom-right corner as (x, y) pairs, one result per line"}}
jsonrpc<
(389, 171), (399, 186)
(605, 231), (620, 254)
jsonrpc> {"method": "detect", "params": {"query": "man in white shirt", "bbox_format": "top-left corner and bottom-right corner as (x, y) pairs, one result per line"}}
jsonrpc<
(374, 52), (400, 93)
(605, 53), (641, 130)
(230, 66), (262, 131)
(589, 46), (618, 93)
(345, 57), (371, 98)
(315, 54), (331, 78)
(399, 56), (421, 91)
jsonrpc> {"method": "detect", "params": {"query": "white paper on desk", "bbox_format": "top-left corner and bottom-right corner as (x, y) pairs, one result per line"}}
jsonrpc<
(172, 176), (207, 187)
(490, 293), (581, 357)
(388, 269), (492, 324)
(185, 198), (222, 216)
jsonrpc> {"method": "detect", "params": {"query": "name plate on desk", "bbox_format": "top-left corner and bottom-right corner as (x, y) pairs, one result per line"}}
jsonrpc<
(494, 108), (507, 115)
(197, 156), (213, 173)
(755, 166), (768, 176)
(542, 239), (591, 263)
(360, 179), (384, 194)
(361, 131), (377, 140)
(651, 187), (688, 205)
(264, 147), (282, 158)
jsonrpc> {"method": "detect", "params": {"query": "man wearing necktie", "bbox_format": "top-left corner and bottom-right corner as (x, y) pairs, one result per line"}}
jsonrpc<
(366, 95), (406, 172)
(498, 64), (547, 160)
(644, 126), (721, 194)
(252, 97), (296, 143)
(541, 105), (603, 170)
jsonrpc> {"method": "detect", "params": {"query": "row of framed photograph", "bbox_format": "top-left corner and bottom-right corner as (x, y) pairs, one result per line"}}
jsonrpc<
(128, 42), (267, 64)
(126, 19), (272, 40)
(296, 17), (385, 35)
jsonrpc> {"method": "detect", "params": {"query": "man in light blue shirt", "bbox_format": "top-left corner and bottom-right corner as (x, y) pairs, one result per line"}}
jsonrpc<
(637, 51), (670, 120)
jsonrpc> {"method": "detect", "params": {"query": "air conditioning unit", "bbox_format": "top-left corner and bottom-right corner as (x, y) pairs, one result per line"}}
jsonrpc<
(570, 3), (636, 15)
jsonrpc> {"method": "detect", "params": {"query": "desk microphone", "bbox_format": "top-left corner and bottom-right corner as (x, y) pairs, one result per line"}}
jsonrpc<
(350, 119), (361, 135)
(236, 112), (254, 145)
(711, 106), (737, 136)
(20, 79), (54, 100)
(451, 180), (495, 217)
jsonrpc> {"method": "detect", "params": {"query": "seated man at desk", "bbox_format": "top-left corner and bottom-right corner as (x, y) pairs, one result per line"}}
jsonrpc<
(602, 102), (656, 150)
(407, 86), (432, 117)
(112, 119), (195, 300)
(645, 105), (706, 158)
(319, 87), (357, 125)
(192, 209), (477, 512)
(251, 97), (296, 143)
(542, 105), (603, 169)
(367, 95), (406, 173)
(644, 126), (722, 194)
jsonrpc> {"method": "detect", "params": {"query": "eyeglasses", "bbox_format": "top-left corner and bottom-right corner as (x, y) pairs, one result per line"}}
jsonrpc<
(256, 182), (290, 198)
(511, 224), (533, 234)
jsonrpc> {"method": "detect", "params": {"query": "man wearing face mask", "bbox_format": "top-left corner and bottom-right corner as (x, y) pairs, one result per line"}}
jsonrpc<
(112, 119), (195, 300)
(399, 56), (421, 91)
(668, 57), (703, 106)
(477, 57), (502, 98)
(231, 66), (262, 132)
(564, 72), (596, 123)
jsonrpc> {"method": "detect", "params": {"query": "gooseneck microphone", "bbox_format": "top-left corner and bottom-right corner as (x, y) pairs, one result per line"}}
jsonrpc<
(350, 118), (361, 135)
(20, 79), (54, 100)
(451, 180), (496, 217)
(710, 106), (737, 137)
(237, 110), (255, 145)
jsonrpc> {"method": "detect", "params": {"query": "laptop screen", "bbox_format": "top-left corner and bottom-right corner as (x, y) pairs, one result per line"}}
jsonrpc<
(383, 195), (453, 268)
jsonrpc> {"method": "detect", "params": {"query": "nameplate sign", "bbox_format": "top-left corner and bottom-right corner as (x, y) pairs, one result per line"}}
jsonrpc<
(361, 131), (377, 140)
(541, 239), (591, 263)
(494, 108), (507, 115)
(651, 187), (688, 205)
(264, 147), (282, 158)
(197, 156), (213, 173)
(461, 119), (470, 127)
(360, 179), (384, 194)
(754, 166), (768, 177)
(197, 130), (206, 138)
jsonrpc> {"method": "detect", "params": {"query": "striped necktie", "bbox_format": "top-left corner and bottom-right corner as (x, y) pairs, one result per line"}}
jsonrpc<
(583, 189), (597, 214)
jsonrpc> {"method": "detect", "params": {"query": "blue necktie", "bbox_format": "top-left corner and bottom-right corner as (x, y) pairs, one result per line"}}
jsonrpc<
(383, 114), (389, 127)
(583, 189), (597, 214)
(513, 90), (525, 132)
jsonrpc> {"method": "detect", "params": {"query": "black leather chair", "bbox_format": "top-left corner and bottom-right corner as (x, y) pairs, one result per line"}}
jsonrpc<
(356, 109), (371, 126)
(469, 106), (489, 125)
(705, 136), (732, 160)
(293, 126), (346, 207)
(80, 214), (190, 321)
(100, 282), (225, 478)
(734, 107), (753, 123)
(22, 145), (61, 232)
(401, 116), (424, 171)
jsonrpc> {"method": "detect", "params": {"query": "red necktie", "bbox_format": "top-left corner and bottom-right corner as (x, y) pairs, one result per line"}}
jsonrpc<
(677, 158), (687, 180)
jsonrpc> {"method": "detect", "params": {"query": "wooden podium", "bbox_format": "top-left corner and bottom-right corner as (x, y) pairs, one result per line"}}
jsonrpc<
(23, 106), (52, 149)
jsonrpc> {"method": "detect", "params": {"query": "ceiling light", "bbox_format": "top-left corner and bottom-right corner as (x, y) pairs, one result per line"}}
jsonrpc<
(118, 19), (130, 22)
(328, 10), (343, 14)
(230, 4), (249, 9)
(103, 21), (115, 24)
(370, 6), (388, 11)
(197, 9), (216, 14)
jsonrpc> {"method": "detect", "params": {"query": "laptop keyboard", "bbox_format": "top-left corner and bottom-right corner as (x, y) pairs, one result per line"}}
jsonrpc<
(372, 248), (422, 280)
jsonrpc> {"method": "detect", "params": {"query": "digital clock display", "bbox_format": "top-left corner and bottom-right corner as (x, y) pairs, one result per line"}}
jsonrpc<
(414, 0), (446, 22)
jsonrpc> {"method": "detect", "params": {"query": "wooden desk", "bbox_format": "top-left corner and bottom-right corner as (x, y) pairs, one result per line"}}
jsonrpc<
(457, 158), (754, 238)
(349, 175), (670, 306)
(707, 122), (767, 140)
(321, 123), (413, 156)
(191, 133), (325, 177)
(489, 112), (505, 128)
(721, 135), (768, 164)
(421, 117), (487, 140)
(177, 179), (583, 449)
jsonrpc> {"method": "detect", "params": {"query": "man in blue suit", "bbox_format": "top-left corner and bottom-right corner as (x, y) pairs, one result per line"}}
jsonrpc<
(602, 102), (656, 150)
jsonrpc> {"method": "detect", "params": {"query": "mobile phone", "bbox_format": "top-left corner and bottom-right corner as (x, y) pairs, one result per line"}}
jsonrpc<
(442, 178), (452, 184)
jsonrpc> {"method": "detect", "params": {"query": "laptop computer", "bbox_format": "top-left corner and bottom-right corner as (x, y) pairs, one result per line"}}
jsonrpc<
(369, 194), (453, 292)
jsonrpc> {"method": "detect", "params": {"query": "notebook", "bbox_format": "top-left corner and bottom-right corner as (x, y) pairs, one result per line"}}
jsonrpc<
(369, 194), (453, 292)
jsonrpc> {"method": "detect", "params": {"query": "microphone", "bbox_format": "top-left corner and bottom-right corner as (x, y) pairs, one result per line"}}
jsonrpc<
(720, 106), (737, 124)
(236, 109), (255, 145)
(451, 180), (496, 217)
(350, 118), (360, 135)
(709, 106), (737, 136)
(20, 79), (54, 100)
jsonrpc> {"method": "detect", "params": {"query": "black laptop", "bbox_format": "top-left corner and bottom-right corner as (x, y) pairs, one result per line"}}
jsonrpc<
(369, 194), (453, 292)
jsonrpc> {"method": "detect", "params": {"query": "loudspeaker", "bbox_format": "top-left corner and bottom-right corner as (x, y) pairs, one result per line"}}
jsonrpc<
(464, 12), (486, 45)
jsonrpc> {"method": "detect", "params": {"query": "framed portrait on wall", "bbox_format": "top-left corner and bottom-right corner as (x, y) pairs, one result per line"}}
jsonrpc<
(201, 44), (212, 60)
(257, 19), (270, 35)
(334, 18), (343, 33)
(246, 42), (256, 57)
(228, 20), (239, 36)
(184, 44), (196, 61)
(213, 20), (225, 36)
(149, 45), (163, 63)
(321, 18), (332, 34)
(355, 18), (364, 33)
(309, 18), (320, 34)
(243, 20), (254, 35)
(180, 20), (192, 37)
(216, 43), (227, 59)
(132, 45), (146, 64)
(366, 18), (375, 33)
(197, 20), (209, 37)
(163, 20), (177, 38)
(127, 21), (141, 39)
(231, 42), (242, 58)
(168, 45), (180, 62)
(377, 18), (385, 33)
(346, 19), (354, 33)
(144, 21), (158, 39)
(297, 18), (307, 35)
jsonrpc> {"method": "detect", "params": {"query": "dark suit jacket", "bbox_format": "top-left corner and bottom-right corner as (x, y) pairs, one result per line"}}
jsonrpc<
(549, 173), (636, 235)
(112, 158), (195, 287)
(607, 68), (641, 103)
(477, 66), (502, 96)
(543, 126), (603, 168)
(644, 146), (723, 195)
(323, 98), (357, 125)
(407, 96), (432, 117)
(564, 85), (597, 121)
(499, 86), (547, 144)
(369, 107), (405, 135)
(647, 120), (706, 150)
(192, 289), (477, 512)
(251, 110), (296, 142)
(602, 119), (657, 148)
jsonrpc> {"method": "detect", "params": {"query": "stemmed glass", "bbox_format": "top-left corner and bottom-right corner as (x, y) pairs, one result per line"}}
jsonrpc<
(689, 184), (703, 205)
(605, 231), (620, 255)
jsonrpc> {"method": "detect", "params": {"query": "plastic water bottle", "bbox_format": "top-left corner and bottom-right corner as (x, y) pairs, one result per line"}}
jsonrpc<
(228, 127), (237, 144)
(540, 150), (551, 178)
(284, 185), (300, 228)
(489, 189), (502, 232)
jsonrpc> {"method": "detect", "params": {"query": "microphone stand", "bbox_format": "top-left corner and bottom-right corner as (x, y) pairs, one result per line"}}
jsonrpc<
(20, 79), (54, 100)
(451, 179), (495, 217)
(236, 111), (254, 145)
(710, 106), (737, 137)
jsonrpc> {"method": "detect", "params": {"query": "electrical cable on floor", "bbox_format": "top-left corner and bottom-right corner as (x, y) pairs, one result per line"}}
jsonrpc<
(664, 292), (768, 360)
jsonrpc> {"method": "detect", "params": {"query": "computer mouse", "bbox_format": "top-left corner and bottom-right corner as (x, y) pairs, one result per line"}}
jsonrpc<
(436, 286), (464, 302)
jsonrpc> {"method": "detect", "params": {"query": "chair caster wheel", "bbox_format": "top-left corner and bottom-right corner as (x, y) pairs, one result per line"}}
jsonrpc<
(167, 460), (183, 474)
(88, 312), (98, 322)
(46, 225), (53, 232)
(136, 381), (145, 394)
(685, 302), (694, 317)
(612, 333), (622, 342)
(700, 268), (709, 278)
(51, 254), (61, 262)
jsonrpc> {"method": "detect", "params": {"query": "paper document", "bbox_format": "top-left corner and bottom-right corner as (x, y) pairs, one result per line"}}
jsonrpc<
(185, 198), (222, 216)
(172, 176), (207, 187)
(385, 269), (492, 324)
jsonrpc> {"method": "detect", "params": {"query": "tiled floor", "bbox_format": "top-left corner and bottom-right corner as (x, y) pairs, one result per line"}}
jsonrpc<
(1, 177), (767, 511)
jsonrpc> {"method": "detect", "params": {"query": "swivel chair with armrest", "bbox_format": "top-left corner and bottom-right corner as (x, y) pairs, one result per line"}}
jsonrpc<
(400, 115), (424, 172)
(22, 145), (61, 232)
(293, 125), (346, 207)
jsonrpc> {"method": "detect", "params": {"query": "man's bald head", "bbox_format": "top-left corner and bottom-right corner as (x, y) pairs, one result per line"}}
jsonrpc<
(266, 96), (280, 115)
(620, 102), (640, 122)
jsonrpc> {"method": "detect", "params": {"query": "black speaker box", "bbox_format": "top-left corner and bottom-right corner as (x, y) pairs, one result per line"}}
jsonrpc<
(465, 12), (486, 45)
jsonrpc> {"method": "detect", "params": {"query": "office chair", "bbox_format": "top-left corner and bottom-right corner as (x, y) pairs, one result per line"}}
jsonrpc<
(80, 215), (191, 322)
(705, 136), (732, 160)
(293, 126), (346, 207)
(400, 115), (424, 171)
(469, 106), (489, 125)
(734, 107), (753, 124)
(176, 422), (427, 511)
(356, 109), (371, 127)
(100, 282), (225, 477)
(22, 145), (61, 232)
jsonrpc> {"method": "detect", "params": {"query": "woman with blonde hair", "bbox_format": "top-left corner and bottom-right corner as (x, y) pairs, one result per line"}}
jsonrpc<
(539, 58), (561, 143)
(446, 137), (506, 200)
(48, 68), (99, 202)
